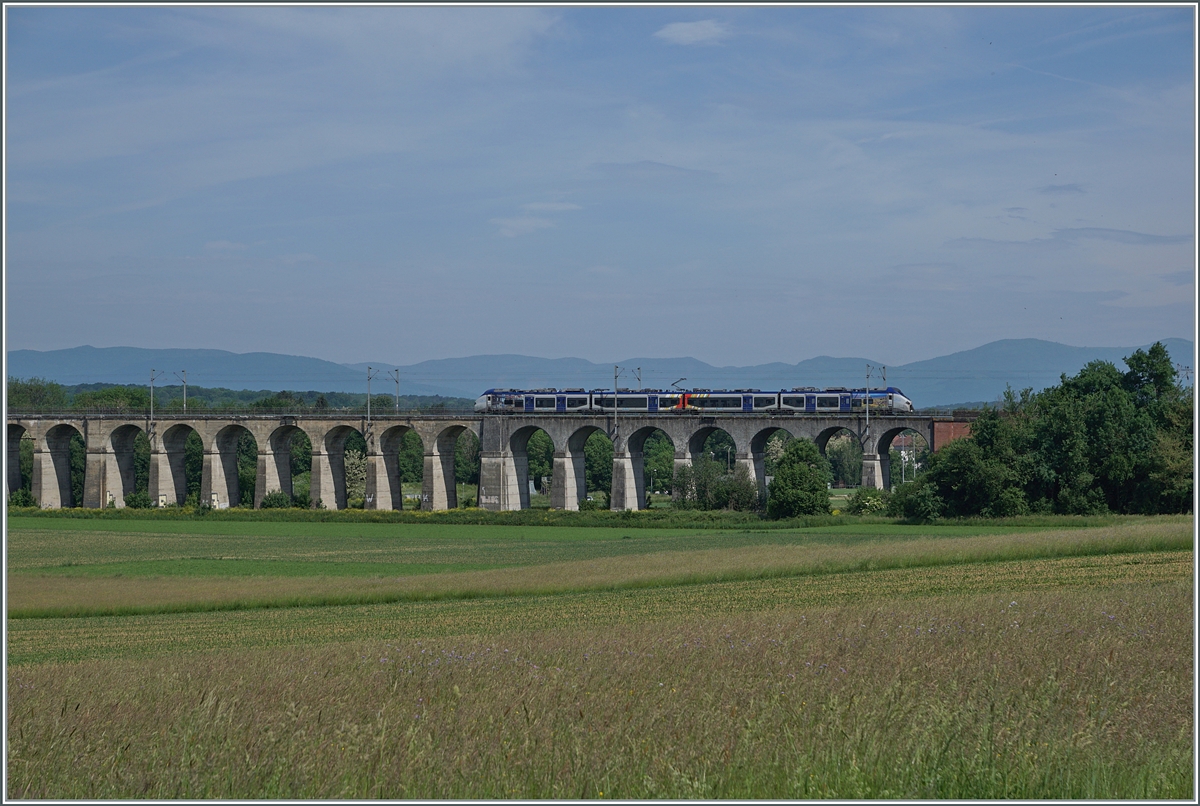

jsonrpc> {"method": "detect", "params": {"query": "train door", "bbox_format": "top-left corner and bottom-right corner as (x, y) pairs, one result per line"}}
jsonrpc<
(524, 395), (535, 413)
(556, 395), (566, 412)
(648, 395), (659, 413)
(840, 395), (851, 412)
(806, 395), (816, 413)
(742, 394), (753, 412)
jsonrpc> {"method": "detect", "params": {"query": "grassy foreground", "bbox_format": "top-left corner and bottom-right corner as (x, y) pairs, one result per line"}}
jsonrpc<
(8, 579), (1192, 798)
(6, 515), (1194, 798)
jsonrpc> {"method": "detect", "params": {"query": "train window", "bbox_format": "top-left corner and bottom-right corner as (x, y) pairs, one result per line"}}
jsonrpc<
(617, 397), (647, 409)
(851, 399), (862, 408)
(534, 397), (556, 408)
(567, 397), (588, 407)
(754, 396), (776, 407)
(593, 397), (613, 409)
(781, 396), (806, 408)
(696, 397), (740, 408)
(658, 396), (680, 408)
(816, 396), (839, 408)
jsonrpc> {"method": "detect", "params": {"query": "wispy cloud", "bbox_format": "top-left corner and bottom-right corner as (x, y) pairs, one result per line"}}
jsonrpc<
(653, 20), (729, 46)
(491, 217), (553, 238)
(521, 202), (581, 212)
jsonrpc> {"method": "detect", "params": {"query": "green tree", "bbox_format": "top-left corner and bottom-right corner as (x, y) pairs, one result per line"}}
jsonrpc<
(642, 430), (675, 495)
(585, 431), (612, 497)
(72, 385), (150, 410)
(288, 431), (312, 479)
(702, 430), (736, 472)
(671, 456), (721, 510)
(763, 431), (792, 477)
(69, 432), (86, 507)
(133, 432), (151, 496)
(455, 431), (481, 485)
(396, 431), (424, 484)
(251, 391), (306, 410)
(766, 439), (832, 518)
(19, 436), (34, 492)
(526, 430), (554, 493)
(236, 431), (258, 507)
(825, 432), (862, 487)
(7, 377), (67, 410)
(921, 436), (1029, 518)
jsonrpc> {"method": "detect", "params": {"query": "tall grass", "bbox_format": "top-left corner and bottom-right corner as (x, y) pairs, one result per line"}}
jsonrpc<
(9, 521), (1191, 619)
(6, 503), (1153, 530)
(7, 549), (1190, 667)
(7, 582), (1191, 799)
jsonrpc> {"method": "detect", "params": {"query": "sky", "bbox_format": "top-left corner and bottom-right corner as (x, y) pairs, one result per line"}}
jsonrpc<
(4, 5), (1196, 368)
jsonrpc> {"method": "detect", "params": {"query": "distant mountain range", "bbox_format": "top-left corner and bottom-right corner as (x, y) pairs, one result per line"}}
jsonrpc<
(6, 339), (1193, 408)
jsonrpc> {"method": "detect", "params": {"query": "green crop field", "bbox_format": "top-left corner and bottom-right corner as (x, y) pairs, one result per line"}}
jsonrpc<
(6, 512), (1194, 799)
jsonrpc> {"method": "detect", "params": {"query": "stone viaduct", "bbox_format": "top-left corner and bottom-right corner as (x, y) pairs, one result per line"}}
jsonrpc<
(6, 411), (968, 511)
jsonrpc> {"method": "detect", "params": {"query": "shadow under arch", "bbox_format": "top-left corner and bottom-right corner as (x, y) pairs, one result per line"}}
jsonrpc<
(317, 424), (366, 510)
(505, 424), (556, 511)
(154, 423), (199, 507)
(206, 423), (258, 509)
(424, 424), (473, 511)
(7, 423), (29, 500)
(553, 424), (611, 510)
(105, 423), (147, 507)
(376, 424), (421, 510)
(257, 424), (313, 507)
(34, 423), (84, 508)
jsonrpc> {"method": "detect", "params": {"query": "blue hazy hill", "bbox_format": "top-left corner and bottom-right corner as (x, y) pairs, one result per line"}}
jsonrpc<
(8, 339), (1193, 407)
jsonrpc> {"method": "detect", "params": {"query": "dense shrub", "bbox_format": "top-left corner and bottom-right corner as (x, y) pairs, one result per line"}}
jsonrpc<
(886, 481), (944, 521)
(8, 488), (37, 508)
(672, 460), (760, 512)
(846, 487), (889, 515)
(123, 491), (153, 509)
(259, 490), (294, 509)
(766, 440), (832, 519)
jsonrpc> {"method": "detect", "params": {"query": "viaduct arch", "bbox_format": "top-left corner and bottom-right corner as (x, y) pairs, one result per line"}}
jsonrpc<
(7, 412), (966, 511)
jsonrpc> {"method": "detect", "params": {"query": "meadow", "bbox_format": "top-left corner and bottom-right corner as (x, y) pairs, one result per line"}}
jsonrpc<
(5, 512), (1194, 798)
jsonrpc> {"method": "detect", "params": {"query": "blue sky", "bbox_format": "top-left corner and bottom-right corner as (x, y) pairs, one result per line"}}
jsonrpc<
(4, 5), (1195, 367)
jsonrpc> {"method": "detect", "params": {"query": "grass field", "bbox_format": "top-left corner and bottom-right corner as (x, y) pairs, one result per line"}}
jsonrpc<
(6, 512), (1194, 798)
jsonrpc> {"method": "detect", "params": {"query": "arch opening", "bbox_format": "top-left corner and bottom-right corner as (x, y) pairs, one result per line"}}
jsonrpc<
(419, 425), (479, 511)
(7, 424), (33, 505)
(626, 426), (674, 510)
(105, 424), (151, 508)
(33, 424), (85, 508)
(257, 426), (313, 508)
(207, 425), (259, 509)
(506, 425), (555, 510)
(377, 425), (422, 510)
(817, 427), (863, 489)
(877, 427), (930, 490)
(154, 424), (201, 507)
(453, 429), (481, 508)
(317, 426), (366, 510)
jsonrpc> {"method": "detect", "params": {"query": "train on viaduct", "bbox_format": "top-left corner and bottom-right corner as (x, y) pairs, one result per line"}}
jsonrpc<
(6, 411), (972, 512)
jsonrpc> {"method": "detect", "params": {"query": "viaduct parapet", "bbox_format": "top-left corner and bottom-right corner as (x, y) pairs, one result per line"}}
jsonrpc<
(7, 412), (969, 512)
